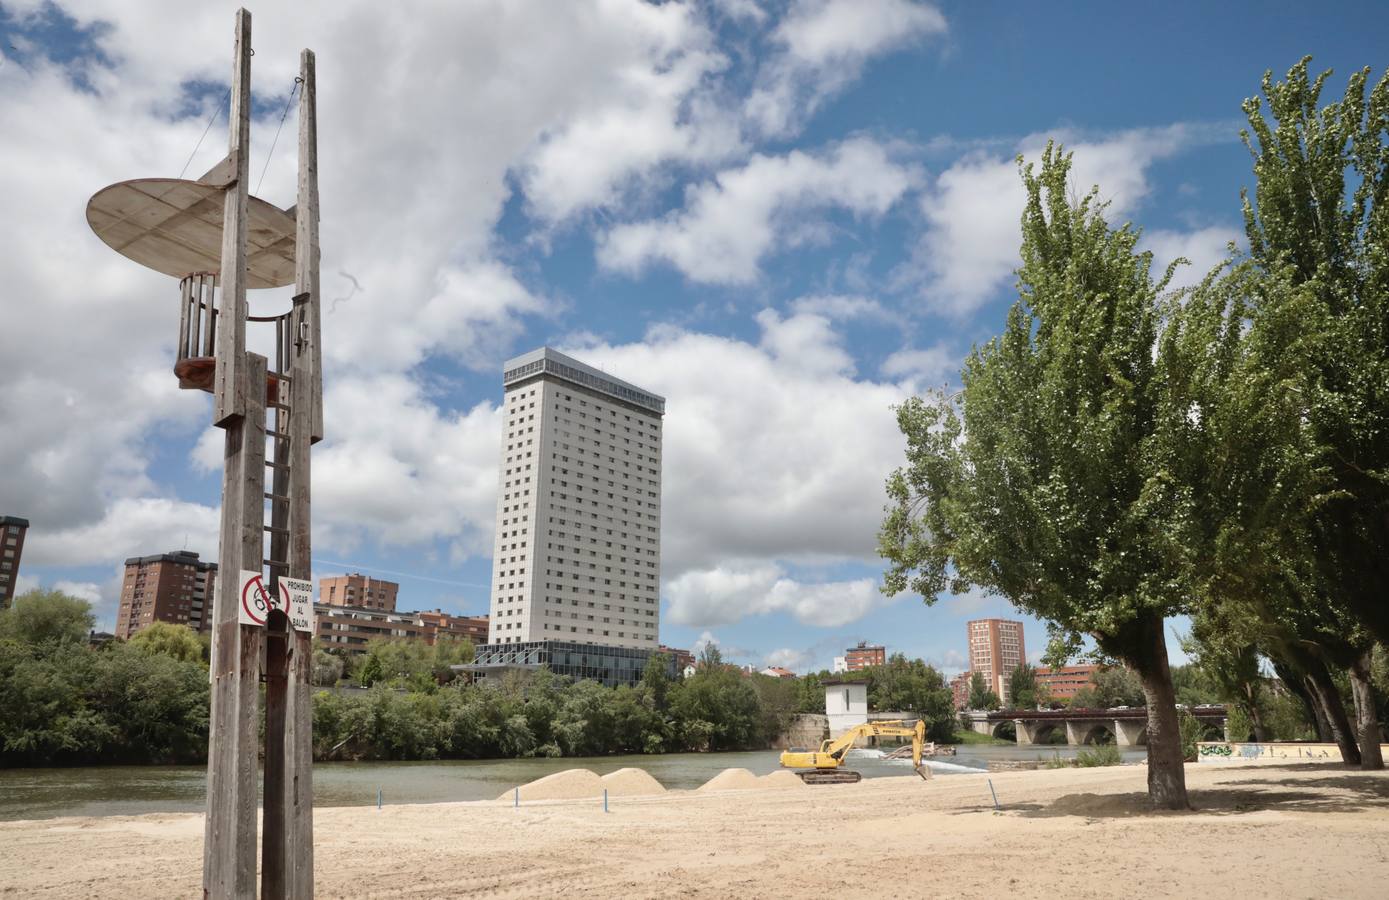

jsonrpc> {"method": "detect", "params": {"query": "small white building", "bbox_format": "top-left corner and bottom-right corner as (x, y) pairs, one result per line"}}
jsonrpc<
(831, 656), (847, 674)
(682, 664), (696, 679)
(824, 679), (868, 738)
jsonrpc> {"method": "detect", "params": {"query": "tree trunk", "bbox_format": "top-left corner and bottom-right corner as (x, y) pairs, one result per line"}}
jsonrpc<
(1127, 612), (1189, 810)
(1302, 675), (1334, 742)
(1271, 658), (1330, 740)
(1301, 654), (1361, 767)
(1349, 648), (1385, 771)
(1245, 693), (1269, 742)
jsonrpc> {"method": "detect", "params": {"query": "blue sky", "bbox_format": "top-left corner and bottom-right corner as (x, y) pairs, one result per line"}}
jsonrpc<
(2, 0), (1385, 674)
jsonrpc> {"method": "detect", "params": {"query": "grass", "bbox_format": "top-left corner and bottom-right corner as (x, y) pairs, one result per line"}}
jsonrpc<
(1040, 745), (1124, 768)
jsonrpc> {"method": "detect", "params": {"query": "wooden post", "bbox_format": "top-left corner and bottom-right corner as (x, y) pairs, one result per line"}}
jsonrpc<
(271, 47), (322, 899)
(213, 8), (251, 426)
(204, 352), (266, 900)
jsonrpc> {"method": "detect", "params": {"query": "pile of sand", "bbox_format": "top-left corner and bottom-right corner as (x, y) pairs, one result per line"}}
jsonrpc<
(697, 768), (809, 792)
(499, 767), (668, 802)
(599, 768), (667, 797)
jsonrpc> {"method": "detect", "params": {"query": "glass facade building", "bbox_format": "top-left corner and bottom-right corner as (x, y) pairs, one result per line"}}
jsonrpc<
(458, 640), (675, 688)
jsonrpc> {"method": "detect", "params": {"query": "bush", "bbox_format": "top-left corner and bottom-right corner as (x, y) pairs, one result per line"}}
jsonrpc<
(1074, 744), (1122, 767)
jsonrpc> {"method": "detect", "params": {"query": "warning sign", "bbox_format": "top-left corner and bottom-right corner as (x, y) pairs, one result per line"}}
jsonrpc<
(238, 570), (315, 633)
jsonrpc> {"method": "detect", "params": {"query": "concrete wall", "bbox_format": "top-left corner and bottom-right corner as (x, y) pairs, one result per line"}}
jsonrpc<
(774, 714), (829, 751)
(1197, 741), (1389, 764)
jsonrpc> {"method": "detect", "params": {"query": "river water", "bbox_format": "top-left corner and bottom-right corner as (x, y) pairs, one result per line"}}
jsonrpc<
(0, 744), (1145, 821)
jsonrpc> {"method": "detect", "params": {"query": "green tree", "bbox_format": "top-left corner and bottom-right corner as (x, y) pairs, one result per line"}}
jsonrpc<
(0, 589), (95, 646)
(880, 144), (1192, 807)
(863, 654), (956, 740)
(129, 622), (204, 663)
(311, 649), (344, 686)
(967, 672), (1000, 711)
(1007, 664), (1049, 710)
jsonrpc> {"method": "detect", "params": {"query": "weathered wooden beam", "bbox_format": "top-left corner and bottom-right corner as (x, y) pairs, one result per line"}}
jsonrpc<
(204, 350), (265, 900)
(197, 149), (240, 189)
(213, 8), (252, 426)
(297, 49), (323, 444)
(261, 615), (290, 898)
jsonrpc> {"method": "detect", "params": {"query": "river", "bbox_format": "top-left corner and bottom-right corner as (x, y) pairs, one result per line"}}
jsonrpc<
(0, 744), (1146, 821)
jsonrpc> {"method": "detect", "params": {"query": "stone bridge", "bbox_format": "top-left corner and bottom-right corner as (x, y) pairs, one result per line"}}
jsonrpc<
(964, 706), (1228, 747)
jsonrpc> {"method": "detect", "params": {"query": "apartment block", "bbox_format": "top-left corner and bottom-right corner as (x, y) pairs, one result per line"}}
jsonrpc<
(486, 347), (664, 650)
(417, 610), (490, 645)
(315, 605), (490, 654)
(950, 670), (972, 710)
(116, 551), (217, 638)
(844, 642), (886, 671)
(319, 573), (399, 611)
(967, 618), (1027, 705)
(0, 516), (28, 610)
(1035, 664), (1099, 702)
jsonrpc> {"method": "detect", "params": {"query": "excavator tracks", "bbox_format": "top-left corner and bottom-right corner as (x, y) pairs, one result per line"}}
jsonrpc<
(797, 770), (862, 785)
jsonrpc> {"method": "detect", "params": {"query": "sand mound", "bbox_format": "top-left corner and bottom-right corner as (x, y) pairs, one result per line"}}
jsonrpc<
(697, 768), (766, 792)
(1046, 792), (1154, 818)
(757, 770), (808, 790)
(500, 768), (602, 802)
(600, 768), (667, 797)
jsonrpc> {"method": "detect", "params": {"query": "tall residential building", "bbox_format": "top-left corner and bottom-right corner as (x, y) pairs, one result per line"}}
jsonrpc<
(0, 516), (29, 610)
(967, 618), (1026, 705)
(844, 642), (886, 671)
(487, 347), (664, 649)
(319, 573), (399, 611)
(116, 551), (217, 638)
(1035, 664), (1100, 703)
(950, 671), (973, 710)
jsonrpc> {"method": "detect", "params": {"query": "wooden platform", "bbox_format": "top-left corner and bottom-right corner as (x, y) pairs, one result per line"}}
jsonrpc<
(87, 178), (296, 288)
(174, 356), (289, 403)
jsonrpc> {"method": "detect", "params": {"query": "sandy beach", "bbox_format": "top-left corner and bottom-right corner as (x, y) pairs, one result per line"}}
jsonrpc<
(3, 761), (1387, 898)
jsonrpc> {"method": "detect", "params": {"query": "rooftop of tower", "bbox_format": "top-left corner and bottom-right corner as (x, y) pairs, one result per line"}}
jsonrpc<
(503, 347), (665, 416)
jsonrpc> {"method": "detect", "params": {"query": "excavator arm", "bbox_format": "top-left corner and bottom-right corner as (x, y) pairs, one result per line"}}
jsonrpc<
(779, 719), (932, 784)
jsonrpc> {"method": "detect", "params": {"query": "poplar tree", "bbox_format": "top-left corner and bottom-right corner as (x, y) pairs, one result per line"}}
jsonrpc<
(881, 144), (1193, 808)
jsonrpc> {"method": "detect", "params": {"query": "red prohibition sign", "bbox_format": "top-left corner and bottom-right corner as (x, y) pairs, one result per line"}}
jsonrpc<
(241, 574), (289, 626)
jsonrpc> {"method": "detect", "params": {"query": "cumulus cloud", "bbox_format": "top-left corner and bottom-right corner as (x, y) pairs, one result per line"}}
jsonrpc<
(908, 124), (1229, 315)
(600, 137), (919, 283)
(22, 498), (220, 567)
(1140, 225), (1241, 291)
(879, 343), (958, 387)
(746, 0), (947, 137)
(666, 563), (893, 628)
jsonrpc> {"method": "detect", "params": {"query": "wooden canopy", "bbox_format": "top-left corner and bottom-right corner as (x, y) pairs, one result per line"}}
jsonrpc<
(86, 178), (296, 289)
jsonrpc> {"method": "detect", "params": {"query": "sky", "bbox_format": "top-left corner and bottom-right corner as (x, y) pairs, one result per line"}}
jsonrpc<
(2, 0), (1385, 675)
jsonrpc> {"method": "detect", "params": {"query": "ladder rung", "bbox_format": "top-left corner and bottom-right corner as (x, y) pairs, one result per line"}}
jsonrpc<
(263, 525), (289, 535)
(264, 492), (289, 502)
(266, 460), (290, 470)
(268, 401), (292, 410)
(266, 429), (290, 440)
(264, 558), (288, 568)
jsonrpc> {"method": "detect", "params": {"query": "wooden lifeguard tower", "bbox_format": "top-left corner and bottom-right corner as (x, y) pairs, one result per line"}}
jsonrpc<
(86, 10), (320, 898)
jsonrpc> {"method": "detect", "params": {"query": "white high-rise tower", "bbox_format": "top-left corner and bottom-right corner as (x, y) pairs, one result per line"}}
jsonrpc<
(487, 347), (664, 649)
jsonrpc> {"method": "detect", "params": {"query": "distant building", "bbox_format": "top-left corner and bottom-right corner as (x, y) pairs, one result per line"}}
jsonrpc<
(1, 516), (30, 610)
(831, 656), (847, 674)
(116, 550), (217, 639)
(824, 679), (869, 738)
(1035, 664), (1099, 702)
(315, 605), (489, 654)
(416, 610), (490, 646)
(659, 644), (695, 672)
(950, 671), (973, 710)
(761, 666), (796, 679)
(681, 663), (697, 679)
(844, 642), (885, 671)
(967, 618), (1026, 705)
(319, 573), (399, 611)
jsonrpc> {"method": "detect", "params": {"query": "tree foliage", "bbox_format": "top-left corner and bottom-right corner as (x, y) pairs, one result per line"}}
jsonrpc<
(880, 143), (1192, 808)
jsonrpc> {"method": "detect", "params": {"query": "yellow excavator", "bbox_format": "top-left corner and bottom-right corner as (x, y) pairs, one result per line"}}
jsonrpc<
(779, 719), (933, 785)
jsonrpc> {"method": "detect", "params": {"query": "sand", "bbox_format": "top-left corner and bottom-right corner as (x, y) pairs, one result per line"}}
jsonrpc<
(499, 767), (668, 802)
(4, 762), (1389, 898)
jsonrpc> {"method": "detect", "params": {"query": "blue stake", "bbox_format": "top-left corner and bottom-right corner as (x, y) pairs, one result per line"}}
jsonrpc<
(514, 787), (519, 809)
(987, 779), (999, 811)
(604, 788), (609, 814)
(377, 788), (382, 810)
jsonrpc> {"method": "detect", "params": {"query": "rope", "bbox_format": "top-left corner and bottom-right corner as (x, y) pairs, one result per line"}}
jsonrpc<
(255, 77), (301, 196)
(177, 87), (231, 179)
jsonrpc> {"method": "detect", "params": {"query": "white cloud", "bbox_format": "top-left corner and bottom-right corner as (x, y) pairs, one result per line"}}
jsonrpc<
(789, 294), (891, 321)
(666, 562), (892, 627)
(600, 137), (919, 283)
(879, 343), (958, 386)
(764, 646), (811, 671)
(22, 498), (220, 567)
(747, 0), (947, 137)
(1140, 225), (1241, 291)
(909, 124), (1224, 315)
(52, 580), (103, 604)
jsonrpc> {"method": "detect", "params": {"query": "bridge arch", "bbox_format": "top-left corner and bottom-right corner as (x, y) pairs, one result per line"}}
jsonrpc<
(1075, 723), (1115, 745)
(991, 721), (1016, 741)
(1030, 722), (1067, 745)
